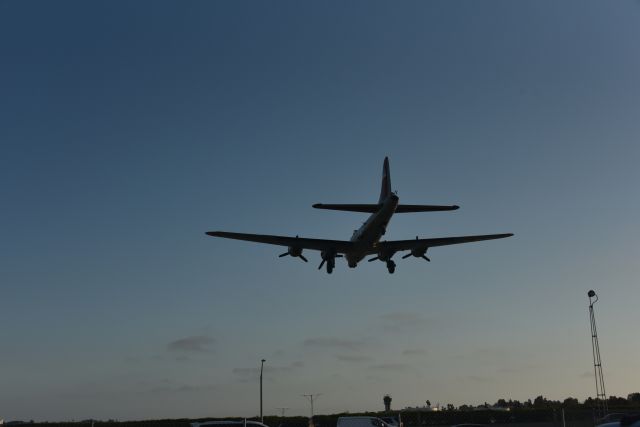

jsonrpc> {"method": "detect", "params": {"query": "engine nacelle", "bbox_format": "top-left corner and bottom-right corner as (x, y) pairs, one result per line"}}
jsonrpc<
(287, 246), (303, 257)
(321, 250), (335, 261)
(377, 250), (395, 262)
(410, 247), (427, 258)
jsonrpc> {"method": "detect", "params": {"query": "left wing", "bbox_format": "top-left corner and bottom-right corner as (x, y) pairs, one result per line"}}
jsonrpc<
(375, 233), (513, 254)
(205, 231), (354, 253)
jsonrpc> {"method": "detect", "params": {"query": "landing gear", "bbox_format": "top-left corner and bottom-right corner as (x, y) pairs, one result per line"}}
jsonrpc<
(319, 251), (342, 274)
(386, 260), (396, 274)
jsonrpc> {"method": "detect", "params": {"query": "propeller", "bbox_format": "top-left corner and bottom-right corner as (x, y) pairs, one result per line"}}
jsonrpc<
(279, 251), (308, 262)
(401, 252), (430, 261)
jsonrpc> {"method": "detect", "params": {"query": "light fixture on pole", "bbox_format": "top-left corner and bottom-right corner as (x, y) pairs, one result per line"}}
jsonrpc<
(260, 359), (266, 423)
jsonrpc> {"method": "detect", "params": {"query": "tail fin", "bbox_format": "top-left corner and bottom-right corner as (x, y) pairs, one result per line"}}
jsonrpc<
(379, 157), (391, 203)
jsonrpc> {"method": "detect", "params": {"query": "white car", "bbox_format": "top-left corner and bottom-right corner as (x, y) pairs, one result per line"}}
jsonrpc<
(337, 417), (392, 427)
(191, 421), (270, 427)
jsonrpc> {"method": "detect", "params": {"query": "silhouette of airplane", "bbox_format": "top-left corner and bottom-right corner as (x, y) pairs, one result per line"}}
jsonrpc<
(206, 157), (513, 274)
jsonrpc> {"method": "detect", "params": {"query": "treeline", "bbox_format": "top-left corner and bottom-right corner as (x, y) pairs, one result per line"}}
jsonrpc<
(461, 393), (640, 411)
(18, 394), (640, 427)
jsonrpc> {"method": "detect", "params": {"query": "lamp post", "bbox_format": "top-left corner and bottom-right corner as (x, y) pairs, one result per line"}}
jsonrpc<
(260, 359), (266, 423)
(302, 393), (322, 418)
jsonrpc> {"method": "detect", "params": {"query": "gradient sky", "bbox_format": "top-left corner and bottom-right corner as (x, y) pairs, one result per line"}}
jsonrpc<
(2, 0), (640, 422)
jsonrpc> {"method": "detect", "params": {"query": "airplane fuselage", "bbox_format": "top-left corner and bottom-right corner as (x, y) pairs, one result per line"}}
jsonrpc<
(346, 193), (399, 267)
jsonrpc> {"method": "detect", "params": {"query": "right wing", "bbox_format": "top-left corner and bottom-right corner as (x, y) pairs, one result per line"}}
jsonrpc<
(205, 231), (354, 253)
(394, 204), (459, 213)
(376, 233), (513, 253)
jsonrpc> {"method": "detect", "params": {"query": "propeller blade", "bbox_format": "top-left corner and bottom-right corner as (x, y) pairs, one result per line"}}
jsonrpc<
(318, 260), (326, 270)
(402, 253), (411, 259)
(300, 255), (308, 262)
(279, 252), (289, 257)
(422, 255), (431, 262)
(368, 257), (379, 262)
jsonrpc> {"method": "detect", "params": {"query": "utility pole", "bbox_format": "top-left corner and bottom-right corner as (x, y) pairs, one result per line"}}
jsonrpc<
(277, 407), (290, 418)
(260, 359), (266, 423)
(302, 393), (322, 418)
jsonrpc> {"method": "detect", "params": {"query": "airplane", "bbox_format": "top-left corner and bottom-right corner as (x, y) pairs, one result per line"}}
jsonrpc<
(206, 157), (513, 274)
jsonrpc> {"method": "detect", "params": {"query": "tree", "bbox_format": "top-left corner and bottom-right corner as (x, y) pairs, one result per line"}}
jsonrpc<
(628, 393), (640, 404)
(563, 397), (579, 407)
(533, 396), (548, 408)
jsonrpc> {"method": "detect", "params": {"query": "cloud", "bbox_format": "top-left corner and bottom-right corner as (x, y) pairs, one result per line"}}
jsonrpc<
(303, 337), (365, 351)
(149, 383), (218, 394)
(369, 363), (410, 372)
(402, 348), (426, 356)
(496, 364), (539, 374)
(379, 312), (430, 333)
(464, 375), (492, 383)
(336, 354), (372, 363)
(167, 335), (215, 353)
(232, 361), (303, 381)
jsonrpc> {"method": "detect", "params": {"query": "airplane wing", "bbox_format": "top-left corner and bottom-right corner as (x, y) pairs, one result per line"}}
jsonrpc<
(375, 233), (513, 254)
(205, 231), (354, 253)
(394, 204), (459, 213)
(312, 203), (381, 213)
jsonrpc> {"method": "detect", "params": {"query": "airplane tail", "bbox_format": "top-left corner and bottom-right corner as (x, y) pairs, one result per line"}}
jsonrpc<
(379, 156), (391, 203)
(312, 156), (459, 213)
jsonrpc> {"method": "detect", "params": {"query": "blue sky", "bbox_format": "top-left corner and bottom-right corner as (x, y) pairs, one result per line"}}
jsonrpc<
(1, 0), (640, 422)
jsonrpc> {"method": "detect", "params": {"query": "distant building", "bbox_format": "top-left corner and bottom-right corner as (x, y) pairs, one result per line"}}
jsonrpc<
(384, 395), (392, 412)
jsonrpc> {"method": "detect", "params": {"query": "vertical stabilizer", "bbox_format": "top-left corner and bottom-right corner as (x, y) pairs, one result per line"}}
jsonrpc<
(379, 157), (391, 203)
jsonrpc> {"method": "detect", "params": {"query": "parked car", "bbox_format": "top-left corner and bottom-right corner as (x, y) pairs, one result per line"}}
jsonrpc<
(337, 417), (392, 427)
(596, 414), (640, 427)
(192, 420), (270, 427)
(380, 417), (399, 427)
(597, 414), (629, 425)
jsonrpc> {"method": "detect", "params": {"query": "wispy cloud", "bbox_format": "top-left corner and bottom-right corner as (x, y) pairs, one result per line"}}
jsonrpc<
(149, 383), (218, 394)
(304, 337), (365, 351)
(232, 361), (304, 381)
(379, 312), (430, 333)
(464, 375), (492, 383)
(336, 354), (372, 363)
(497, 364), (539, 374)
(402, 348), (426, 356)
(369, 363), (410, 371)
(167, 335), (215, 353)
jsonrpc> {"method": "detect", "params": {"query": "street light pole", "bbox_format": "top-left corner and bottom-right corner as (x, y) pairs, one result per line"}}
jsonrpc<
(302, 393), (322, 418)
(260, 359), (266, 423)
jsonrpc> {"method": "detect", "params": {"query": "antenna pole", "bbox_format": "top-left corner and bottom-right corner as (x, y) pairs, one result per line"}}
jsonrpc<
(588, 290), (607, 419)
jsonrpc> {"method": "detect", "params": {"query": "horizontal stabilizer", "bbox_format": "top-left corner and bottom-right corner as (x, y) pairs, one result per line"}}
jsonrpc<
(395, 204), (459, 213)
(312, 204), (380, 213)
(312, 203), (459, 213)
